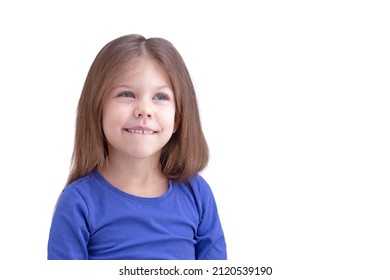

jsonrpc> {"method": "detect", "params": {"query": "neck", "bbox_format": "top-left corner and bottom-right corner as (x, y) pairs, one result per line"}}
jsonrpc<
(98, 152), (168, 197)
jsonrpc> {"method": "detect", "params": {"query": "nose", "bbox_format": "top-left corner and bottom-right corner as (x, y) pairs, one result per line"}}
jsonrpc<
(133, 101), (152, 119)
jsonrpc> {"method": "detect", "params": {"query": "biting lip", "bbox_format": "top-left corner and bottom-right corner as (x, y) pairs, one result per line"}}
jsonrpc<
(123, 126), (157, 134)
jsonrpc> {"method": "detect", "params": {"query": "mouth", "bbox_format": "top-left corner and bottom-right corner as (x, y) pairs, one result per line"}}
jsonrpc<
(124, 128), (156, 134)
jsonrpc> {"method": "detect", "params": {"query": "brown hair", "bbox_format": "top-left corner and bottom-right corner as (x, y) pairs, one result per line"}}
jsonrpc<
(66, 34), (208, 185)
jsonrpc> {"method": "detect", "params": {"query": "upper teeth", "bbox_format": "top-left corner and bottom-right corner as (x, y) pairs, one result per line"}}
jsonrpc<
(127, 129), (154, 134)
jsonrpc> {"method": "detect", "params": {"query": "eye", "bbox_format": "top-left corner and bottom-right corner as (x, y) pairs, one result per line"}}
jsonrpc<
(118, 91), (135, 98)
(153, 93), (170, 101)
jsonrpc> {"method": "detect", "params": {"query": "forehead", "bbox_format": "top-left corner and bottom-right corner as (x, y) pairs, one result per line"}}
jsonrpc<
(114, 57), (171, 86)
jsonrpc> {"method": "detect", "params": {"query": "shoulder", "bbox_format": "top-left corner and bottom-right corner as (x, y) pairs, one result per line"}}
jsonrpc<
(187, 173), (212, 194)
(173, 173), (213, 202)
(66, 172), (96, 190)
(57, 172), (99, 207)
(177, 173), (216, 217)
(63, 171), (101, 196)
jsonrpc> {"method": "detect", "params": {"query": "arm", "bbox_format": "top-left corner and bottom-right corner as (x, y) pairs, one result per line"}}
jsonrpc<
(48, 186), (90, 260)
(192, 175), (227, 260)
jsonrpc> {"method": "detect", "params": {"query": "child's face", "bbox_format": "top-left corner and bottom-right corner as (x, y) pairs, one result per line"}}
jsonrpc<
(102, 59), (176, 162)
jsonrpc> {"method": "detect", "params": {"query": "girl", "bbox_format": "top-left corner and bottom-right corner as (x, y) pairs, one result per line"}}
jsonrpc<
(48, 34), (227, 260)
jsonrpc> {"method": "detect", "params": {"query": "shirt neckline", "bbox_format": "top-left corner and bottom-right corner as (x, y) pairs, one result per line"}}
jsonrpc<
(93, 171), (175, 205)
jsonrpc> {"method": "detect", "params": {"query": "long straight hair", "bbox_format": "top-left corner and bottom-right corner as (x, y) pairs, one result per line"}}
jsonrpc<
(67, 34), (208, 185)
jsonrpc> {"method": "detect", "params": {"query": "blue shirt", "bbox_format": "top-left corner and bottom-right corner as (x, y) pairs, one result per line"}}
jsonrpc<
(48, 171), (227, 260)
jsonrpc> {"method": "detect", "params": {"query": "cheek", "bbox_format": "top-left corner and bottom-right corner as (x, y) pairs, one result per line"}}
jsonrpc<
(102, 104), (128, 137)
(163, 107), (176, 132)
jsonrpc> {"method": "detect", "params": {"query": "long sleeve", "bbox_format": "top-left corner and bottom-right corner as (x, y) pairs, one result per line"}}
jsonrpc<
(191, 175), (227, 260)
(48, 186), (90, 260)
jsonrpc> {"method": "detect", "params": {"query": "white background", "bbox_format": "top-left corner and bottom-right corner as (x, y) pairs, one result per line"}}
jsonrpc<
(0, 0), (389, 279)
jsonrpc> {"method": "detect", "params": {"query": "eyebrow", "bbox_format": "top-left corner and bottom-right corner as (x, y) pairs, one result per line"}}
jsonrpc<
(154, 85), (173, 91)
